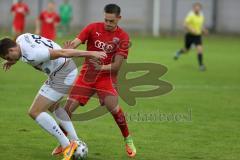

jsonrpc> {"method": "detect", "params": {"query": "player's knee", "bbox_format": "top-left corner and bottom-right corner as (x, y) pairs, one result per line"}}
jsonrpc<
(64, 100), (79, 117)
(197, 46), (203, 53)
(106, 104), (120, 114)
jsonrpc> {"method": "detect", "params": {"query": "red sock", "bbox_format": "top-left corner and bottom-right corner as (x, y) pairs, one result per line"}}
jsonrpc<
(112, 107), (130, 138)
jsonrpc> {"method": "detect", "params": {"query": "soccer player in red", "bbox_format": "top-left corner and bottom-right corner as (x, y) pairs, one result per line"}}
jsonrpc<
(35, 1), (60, 40)
(52, 4), (137, 158)
(11, 0), (29, 40)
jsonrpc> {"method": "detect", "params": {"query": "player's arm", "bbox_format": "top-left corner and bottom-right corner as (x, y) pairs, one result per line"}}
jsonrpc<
(49, 49), (107, 60)
(90, 54), (125, 72)
(25, 6), (30, 16)
(11, 6), (15, 17)
(35, 12), (43, 35)
(35, 18), (41, 35)
(54, 15), (61, 28)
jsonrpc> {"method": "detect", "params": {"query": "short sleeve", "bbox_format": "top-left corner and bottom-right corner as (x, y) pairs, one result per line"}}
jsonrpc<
(116, 33), (130, 59)
(185, 12), (192, 24)
(55, 14), (61, 23)
(11, 4), (15, 12)
(77, 23), (95, 44)
(25, 4), (29, 14)
(39, 12), (44, 21)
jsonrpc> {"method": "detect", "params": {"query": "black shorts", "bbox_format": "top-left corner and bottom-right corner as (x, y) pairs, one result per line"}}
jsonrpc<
(185, 33), (202, 50)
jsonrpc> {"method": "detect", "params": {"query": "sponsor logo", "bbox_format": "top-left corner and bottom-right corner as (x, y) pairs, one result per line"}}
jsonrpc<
(96, 32), (101, 36)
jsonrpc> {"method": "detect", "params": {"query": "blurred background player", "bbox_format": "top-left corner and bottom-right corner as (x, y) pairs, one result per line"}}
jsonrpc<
(58, 0), (73, 37)
(35, 1), (60, 40)
(52, 3), (137, 158)
(10, 0), (29, 40)
(174, 2), (208, 71)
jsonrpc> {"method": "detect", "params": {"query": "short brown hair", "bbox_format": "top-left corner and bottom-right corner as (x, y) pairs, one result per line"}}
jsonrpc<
(0, 38), (16, 58)
(193, 2), (202, 8)
(104, 4), (121, 16)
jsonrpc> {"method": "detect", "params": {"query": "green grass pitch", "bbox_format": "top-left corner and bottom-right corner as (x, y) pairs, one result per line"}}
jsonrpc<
(0, 34), (240, 160)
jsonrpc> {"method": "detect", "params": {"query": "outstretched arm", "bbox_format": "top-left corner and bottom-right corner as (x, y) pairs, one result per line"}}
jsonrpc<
(49, 49), (107, 60)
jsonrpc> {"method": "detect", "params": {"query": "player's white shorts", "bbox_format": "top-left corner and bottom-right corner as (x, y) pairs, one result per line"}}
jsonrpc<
(38, 60), (78, 102)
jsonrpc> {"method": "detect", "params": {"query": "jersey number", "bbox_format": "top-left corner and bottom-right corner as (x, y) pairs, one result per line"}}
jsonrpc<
(31, 35), (53, 49)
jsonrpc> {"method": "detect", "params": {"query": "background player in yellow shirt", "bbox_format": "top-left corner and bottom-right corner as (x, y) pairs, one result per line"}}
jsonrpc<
(174, 2), (208, 71)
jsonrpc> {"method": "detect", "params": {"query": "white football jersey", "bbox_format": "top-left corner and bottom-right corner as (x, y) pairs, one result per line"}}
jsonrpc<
(16, 33), (67, 75)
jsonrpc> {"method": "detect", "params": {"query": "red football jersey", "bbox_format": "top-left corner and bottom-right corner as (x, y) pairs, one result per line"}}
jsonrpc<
(39, 11), (60, 40)
(77, 22), (130, 78)
(11, 2), (29, 32)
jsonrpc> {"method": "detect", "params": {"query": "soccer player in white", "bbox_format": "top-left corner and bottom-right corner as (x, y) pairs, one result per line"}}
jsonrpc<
(0, 33), (106, 160)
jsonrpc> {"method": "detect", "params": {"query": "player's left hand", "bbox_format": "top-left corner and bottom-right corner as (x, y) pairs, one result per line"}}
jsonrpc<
(63, 41), (75, 49)
(2, 60), (16, 72)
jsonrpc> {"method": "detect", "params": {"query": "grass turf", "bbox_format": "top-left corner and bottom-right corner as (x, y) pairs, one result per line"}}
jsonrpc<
(0, 34), (240, 160)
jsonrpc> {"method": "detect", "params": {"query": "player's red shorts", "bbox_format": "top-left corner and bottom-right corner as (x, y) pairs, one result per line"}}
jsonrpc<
(13, 21), (24, 33)
(69, 73), (118, 106)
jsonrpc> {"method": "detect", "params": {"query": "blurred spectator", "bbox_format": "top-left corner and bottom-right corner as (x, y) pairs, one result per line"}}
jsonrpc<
(11, 0), (29, 40)
(35, 1), (60, 40)
(59, 0), (73, 36)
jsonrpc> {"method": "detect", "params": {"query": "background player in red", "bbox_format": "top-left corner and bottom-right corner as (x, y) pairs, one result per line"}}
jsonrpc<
(52, 4), (137, 158)
(35, 1), (60, 40)
(11, 0), (29, 40)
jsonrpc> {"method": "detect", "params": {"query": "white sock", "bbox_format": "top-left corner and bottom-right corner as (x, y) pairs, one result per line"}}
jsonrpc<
(54, 107), (79, 141)
(35, 112), (70, 148)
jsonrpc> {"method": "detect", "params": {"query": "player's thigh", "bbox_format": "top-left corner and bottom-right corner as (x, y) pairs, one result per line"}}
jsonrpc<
(29, 83), (65, 118)
(68, 75), (95, 108)
(29, 94), (56, 119)
(96, 77), (119, 113)
(184, 33), (193, 51)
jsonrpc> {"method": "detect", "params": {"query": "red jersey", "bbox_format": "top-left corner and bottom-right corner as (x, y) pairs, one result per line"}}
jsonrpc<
(77, 22), (130, 79)
(11, 2), (29, 32)
(39, 11), (60, 40)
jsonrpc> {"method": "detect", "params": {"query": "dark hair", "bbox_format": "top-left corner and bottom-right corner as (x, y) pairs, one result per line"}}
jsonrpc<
(0, 38), (16, 58)
(104, 4), (121, 16)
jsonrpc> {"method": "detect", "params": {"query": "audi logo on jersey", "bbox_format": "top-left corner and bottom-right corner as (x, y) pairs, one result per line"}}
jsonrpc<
(94, 39), (131, 53)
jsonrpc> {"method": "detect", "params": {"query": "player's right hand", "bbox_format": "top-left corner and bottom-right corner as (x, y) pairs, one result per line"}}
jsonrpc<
(2, 60), (16, 72)
(91, 51), (107, 60)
